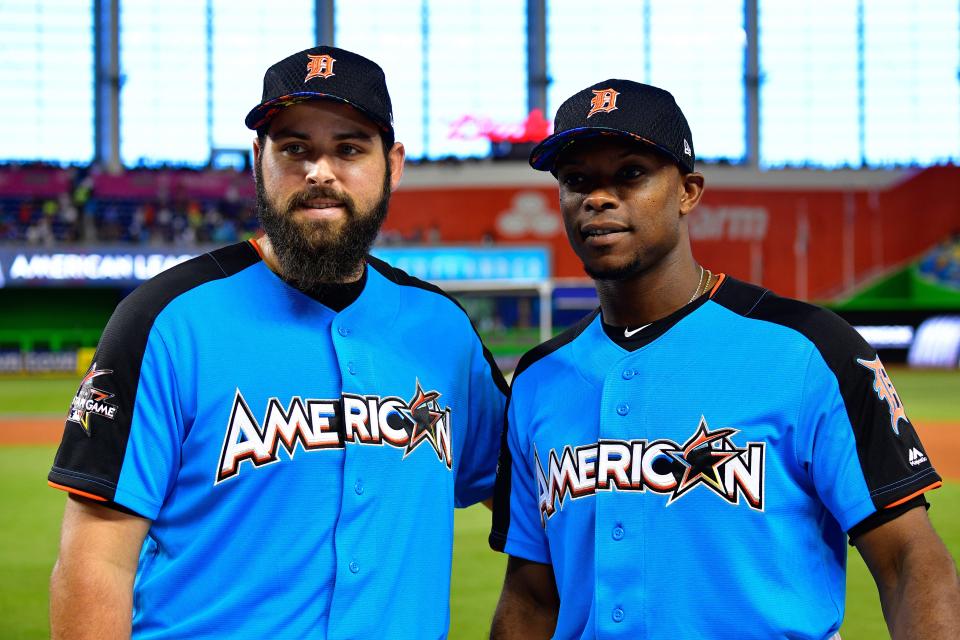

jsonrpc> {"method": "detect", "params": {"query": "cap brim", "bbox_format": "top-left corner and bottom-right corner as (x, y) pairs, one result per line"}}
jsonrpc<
(529, 127), (682, 172)
(244, 92), (392, 133)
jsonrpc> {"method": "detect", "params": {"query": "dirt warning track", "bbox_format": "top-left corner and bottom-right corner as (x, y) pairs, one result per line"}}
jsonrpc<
(0, 417), (67, 445)
(2, 417), (959, 479)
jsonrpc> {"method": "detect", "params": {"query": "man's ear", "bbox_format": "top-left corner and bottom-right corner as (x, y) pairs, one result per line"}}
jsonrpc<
(252, 137), (262, 175)
(679, 172), (705, 216)
(387, 141), (406, 192)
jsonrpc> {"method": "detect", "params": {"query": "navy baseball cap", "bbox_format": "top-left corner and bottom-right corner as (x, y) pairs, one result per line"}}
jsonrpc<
(530, 79), (695, 174)
(245, 46), (394, 145)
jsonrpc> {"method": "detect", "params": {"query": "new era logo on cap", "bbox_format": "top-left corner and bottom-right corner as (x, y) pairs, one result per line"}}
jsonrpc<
(529, 78), (695, 174)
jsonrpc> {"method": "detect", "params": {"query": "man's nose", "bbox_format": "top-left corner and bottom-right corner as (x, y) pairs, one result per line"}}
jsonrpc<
(305, 157), (336, 186)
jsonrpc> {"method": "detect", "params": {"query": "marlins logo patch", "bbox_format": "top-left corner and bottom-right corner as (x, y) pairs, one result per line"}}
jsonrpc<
(535, 416), (765, 525)
(857, 355), (908, 435)
(67, 362), (118, 435)
(587, 88), (619, 118)
(305, 54), (336, 81)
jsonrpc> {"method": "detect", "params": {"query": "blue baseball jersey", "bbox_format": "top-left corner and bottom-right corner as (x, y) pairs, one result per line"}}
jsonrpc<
(490, 276), (940, 640)
(50, 241), (507, 639)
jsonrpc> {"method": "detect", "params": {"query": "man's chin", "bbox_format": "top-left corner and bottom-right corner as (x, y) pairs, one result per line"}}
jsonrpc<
(584, 259), (644, 281)
(293, 213), (344, 233)
(293, 207), (348, 225)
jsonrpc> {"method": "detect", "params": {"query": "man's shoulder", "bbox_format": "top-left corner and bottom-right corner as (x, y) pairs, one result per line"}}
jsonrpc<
(513, 308), (600, 382)
(711, 275), (871, 367)
(367, 255), (463, 309)
(365, 255), (482, 333)
(109, 241), (261, 334)
(367, 255), (509, 393)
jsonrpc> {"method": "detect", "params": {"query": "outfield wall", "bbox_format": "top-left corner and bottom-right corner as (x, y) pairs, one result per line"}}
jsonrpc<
(386, 165), (960, 300)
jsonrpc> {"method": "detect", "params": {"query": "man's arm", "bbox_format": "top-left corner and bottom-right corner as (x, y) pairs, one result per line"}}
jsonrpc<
(50, 495), (151, 640)
(854, 505), (960, 639)
(489, 556), (559, 640)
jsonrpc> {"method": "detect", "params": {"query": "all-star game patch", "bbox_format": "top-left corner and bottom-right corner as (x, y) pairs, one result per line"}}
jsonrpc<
(67, 362), (118, 435)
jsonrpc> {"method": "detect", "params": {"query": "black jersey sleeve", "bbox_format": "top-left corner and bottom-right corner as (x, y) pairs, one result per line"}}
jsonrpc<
(48, 242), (261, 514)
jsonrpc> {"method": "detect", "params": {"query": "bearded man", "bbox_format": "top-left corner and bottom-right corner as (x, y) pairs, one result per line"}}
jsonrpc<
(48, 46), (507, 640)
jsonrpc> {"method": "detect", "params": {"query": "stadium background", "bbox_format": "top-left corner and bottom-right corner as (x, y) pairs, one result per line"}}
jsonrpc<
(1, 0), (959, 637)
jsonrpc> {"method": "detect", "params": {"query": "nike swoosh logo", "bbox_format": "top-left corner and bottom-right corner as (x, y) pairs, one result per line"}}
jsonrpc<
(624, 324), (650, 338)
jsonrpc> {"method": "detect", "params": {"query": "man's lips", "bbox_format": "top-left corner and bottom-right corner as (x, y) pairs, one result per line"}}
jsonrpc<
(294, 200), (346, 219)
(302, 199), (343, 208)
(580, 221), (630, 245)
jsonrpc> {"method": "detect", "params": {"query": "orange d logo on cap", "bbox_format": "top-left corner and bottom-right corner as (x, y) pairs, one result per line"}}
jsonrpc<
(305, 54), (336, 81)
(587, 88), (619, 118)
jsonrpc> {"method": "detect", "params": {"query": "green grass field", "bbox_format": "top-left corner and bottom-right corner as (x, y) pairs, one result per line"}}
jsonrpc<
(1, 368), (957, 639)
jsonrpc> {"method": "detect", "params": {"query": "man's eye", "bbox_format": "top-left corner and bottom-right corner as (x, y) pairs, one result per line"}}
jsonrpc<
(620, 166), (644, 179)
(339, 144), (362, 156)
(282, 143), (305, 155)
(560, 173), (584, 188)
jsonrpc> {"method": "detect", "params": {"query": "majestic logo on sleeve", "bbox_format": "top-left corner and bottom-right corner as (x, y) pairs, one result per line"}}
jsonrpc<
(305, 54), (336, 81)
(216, 380), (452, 483)
(535, 417), (765, 525)
(857, 355), (908, 435)
(587, 88), (619, 118)
(67, 363), (118, 436)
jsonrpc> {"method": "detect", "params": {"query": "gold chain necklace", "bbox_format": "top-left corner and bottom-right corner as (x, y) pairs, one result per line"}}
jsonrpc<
(687, 265), (705, 304)
(702, 268), (713, 297)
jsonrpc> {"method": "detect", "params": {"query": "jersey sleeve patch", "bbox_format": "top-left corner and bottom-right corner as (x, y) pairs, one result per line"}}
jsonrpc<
(840, 351), (941, 510)
(724, 281), (944, 517)
(48, 242), (260, 506)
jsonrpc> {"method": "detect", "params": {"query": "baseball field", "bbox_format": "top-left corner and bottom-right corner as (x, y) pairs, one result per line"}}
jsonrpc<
(1, 369), (958, 639)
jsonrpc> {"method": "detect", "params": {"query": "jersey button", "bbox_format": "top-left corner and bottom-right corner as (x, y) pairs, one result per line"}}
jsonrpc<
(349, 561), (360, 574)
(612, 607), (624, 623)
(347, 362), (357, 375)
(354, 480), (364, 495)
(621, 369), (634, 380)
(612, 526), (624, 541)
(338, 326), (351, 337)
(616, 403), (629, 416)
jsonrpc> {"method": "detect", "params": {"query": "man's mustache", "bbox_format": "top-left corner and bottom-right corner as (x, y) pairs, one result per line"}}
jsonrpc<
(284, 188), (356, 214)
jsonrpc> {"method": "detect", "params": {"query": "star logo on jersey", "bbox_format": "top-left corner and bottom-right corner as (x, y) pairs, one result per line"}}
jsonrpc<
(857, 355), (908, 435)
(67, 363), (118, 435)
(398, 381), (447, 461)
(664, 418), (740, 504)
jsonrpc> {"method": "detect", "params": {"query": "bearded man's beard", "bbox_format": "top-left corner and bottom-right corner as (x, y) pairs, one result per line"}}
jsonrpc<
(255, 158), (391, 289)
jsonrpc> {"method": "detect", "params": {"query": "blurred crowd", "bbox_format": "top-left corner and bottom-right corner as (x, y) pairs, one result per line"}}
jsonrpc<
(0, 165), (446, 247)
(0, 166), (259, 246)
(919, 232), (960, 288)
